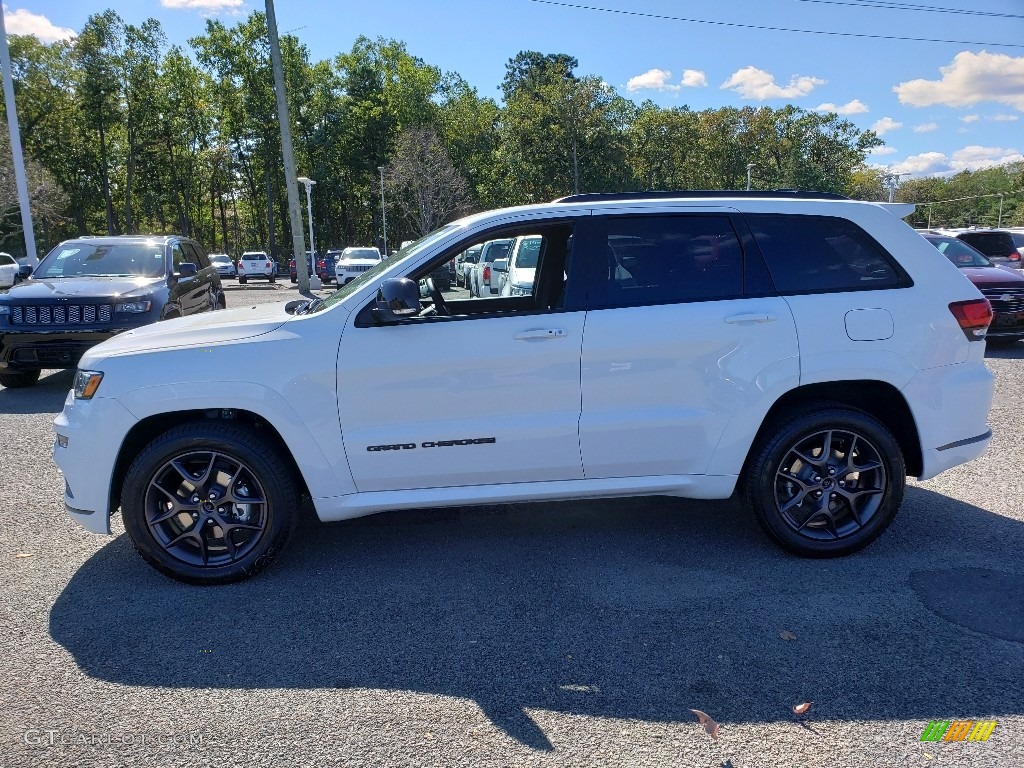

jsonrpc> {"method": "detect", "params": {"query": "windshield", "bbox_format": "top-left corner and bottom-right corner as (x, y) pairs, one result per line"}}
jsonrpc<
(312, 225), (460, 313)
(926, 236), (992, 268)
(210, 254), (231, 264)
(36, 242), (166, 279)
(341, 248), (381, 260)
(514, 237), (542, 268)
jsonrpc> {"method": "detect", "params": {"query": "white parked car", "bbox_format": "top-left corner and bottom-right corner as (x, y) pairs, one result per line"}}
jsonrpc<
(54, 191), (995, 584)
(334, 247), (382, 285)
(237, 251), (276, 284)
(0, 252), (18, 288)
(499, 235), (541, 296)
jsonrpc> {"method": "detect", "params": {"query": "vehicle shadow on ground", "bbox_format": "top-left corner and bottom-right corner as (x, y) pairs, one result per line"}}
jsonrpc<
(50, 488), (1024, 749)
(986, 340), (1024, 359)
(0, 369), (73, 414)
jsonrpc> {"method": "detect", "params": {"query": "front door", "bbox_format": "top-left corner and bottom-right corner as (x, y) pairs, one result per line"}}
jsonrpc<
(338, 222), (587, 492)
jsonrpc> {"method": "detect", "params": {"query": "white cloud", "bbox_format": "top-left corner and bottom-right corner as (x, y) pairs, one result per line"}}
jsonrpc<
(991, 114), (1019, 122)
(626, 68), (680, 93)
(913, 123), (938, 133)
(3, 6), (75, 41)
(891, 152), (951, 175)
(161, 0), (244, 11)
(720, 66), (825, 100)
(681, 69), (707, 88)
(871, 117), (903, 136)
(950, 145), (1024, 172)
(893, 51), (1024, 111)
(814, 99), (869, 115)
(960, 114), (980, 123)
(869, 146), (898, 156)
(890, 145), (1023, 176)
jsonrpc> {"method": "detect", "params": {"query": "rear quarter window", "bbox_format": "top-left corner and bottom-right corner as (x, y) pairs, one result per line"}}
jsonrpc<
(746, 214), (908, 294)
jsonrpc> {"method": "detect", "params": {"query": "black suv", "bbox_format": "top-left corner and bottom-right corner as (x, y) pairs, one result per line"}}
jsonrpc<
(0, 235), (224, 388)
(954, 229), (1021, 268)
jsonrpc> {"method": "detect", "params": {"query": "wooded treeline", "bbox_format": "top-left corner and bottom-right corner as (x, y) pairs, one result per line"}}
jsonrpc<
(1, 10), (1020, 258)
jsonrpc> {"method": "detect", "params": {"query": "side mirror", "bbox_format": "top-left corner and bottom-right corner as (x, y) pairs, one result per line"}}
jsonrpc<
(175, 262), (198, 279)
(17, 264), (32, 280)
(372, 278), (420, 324)
(492, 258), (508, 273)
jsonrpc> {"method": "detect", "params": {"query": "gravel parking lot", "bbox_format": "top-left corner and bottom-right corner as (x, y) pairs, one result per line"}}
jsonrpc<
(1, 281), (1021, 767)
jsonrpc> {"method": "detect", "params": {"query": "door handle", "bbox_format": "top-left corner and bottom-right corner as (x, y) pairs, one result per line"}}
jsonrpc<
(514, 328), (567, 340)
(724, 313), (777, 324)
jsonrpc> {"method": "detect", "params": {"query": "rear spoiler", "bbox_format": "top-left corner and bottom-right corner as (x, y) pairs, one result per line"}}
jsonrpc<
(876, 202), (916, 218)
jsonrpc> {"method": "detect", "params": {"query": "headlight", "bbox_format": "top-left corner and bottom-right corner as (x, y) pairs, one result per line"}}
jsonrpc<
(0, 305), (9, 315)
(115, 300), (152, 313)
(511, 285), (532, 296)
(73, 370), (104, 400)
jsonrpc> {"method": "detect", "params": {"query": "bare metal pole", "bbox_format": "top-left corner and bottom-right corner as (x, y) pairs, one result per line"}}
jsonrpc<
(265, 0), (310, 294)
(378, 166), (388, 257)
(0, 7), (37, 263)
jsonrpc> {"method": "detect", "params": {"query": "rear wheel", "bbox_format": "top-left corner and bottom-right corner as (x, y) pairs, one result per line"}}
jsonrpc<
(0, 369), (41, 388)
(121, 422), (300, 584)
(238, 276), (247, 284)
(743, 404), (905, 558)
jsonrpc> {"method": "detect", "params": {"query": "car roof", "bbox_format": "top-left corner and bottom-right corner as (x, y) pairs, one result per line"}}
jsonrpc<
(62, 235), (180, 246)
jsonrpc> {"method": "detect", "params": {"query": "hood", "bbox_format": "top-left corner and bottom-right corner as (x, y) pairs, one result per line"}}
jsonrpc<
(1, 276), (165, 301)
(80, 301), (293, 363)
(338, 258), (380, 267)
(960, 266), (1024, 287)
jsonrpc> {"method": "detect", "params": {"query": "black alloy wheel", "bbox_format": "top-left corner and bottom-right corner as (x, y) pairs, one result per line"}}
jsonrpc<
(122, 422), (299, 584)
(744, 404), (905, 557)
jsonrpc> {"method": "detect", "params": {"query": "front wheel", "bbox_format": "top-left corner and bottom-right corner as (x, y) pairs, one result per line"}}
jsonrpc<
(238, 276), (247, 284)
(121, 422), (299, 584)
(0, 369), (41, 388)
(743, 405), (905, 558)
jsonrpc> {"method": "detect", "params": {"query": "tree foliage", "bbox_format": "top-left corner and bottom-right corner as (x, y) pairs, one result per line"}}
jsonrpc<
(2, 15), (1015, 261)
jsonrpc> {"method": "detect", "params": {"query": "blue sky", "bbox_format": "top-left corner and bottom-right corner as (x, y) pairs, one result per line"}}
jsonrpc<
(7, 0), (1024, 179)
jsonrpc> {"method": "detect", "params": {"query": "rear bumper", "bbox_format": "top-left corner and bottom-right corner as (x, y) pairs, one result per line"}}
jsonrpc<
(903, 361), (995, 480)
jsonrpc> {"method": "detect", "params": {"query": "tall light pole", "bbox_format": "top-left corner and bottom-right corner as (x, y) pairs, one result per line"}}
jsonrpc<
(0, 6), (37, 263)
(378, 166), (388, 257)
(998, 193), (1005, 228)
(297, 177), (321, 289)
(746, 163), (755, 191)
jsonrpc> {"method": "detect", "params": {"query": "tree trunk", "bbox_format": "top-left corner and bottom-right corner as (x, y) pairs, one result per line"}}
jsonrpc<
(98, 120), (117, 235)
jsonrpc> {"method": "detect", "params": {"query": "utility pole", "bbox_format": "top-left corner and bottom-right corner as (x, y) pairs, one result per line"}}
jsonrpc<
(998, 193), (1004, 228)
(378, 166), (388, 257)
(0, 6), (38, 263)
(265, 0), (310, 293)
(746, 163), (755, 191)
(881, 171), (910, 204)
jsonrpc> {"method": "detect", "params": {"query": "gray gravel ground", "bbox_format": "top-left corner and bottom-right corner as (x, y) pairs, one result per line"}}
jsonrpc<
(0, 281), (1021, 767)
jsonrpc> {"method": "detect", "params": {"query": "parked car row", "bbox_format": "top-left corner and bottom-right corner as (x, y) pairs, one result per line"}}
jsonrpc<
(919, 227), (1022, 268)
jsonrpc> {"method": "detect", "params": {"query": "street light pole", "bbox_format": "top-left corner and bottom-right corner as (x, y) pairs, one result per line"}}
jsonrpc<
(0, 6), (37, 263)
(998, 193), (1004, 228)
(746, 163), (754, 191)
(378, 166), (388, 257)
(297, 177), (321, 289)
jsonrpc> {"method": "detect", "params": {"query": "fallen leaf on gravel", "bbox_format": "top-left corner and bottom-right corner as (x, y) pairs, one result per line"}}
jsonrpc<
(690, 709), (720, 739)
(15, 553), (33, 559)
(779, 630), (797, 641)
(792, 701), (813, 715)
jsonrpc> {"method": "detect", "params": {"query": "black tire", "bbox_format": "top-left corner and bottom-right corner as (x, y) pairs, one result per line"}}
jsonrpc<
(291, 276), (297, 284)
(269, 274), (276, 284)
(238, 276), (247, 285)
(121, 422), (300, 584)
(0, 369), (41, 388)
(743, 403), (905, 558)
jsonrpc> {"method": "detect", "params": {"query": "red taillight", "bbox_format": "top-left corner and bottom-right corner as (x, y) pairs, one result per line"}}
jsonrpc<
(265, 261), (271, 267)
(1008, 252), (1020, 261)
(483, 265), (491, 281)
(949, 299), (993, 340)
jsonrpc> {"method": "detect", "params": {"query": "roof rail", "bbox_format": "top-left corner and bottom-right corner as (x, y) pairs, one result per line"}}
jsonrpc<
(552, 189), (850, 204)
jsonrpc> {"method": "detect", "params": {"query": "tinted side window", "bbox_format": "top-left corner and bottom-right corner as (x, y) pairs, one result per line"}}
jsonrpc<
(589, 215), (743, 308)
(747, 214), (906, 294)
(185, 242), (211, 269)
(170, 243), (186, 271)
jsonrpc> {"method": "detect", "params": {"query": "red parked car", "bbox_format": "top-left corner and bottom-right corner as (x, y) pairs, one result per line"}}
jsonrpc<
(923, 233), (1024, 343)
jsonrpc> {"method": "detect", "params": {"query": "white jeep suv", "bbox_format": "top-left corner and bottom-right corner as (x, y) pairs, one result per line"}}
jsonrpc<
(53, 191), (995, 584)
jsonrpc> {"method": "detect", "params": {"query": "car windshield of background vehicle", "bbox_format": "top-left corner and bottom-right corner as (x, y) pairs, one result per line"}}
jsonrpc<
(312, 224), (461, 312)
(928, 237), (992, 268)
(35, 244), (165, 279)
(344, 248), (382, 260)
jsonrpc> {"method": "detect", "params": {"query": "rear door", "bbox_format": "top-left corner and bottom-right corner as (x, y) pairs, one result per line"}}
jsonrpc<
(577, 210), (800, 478)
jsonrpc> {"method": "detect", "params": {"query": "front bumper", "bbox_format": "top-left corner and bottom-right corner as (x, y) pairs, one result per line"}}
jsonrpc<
(53, 391), (139, 534)
(0, 329), (123, 371)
